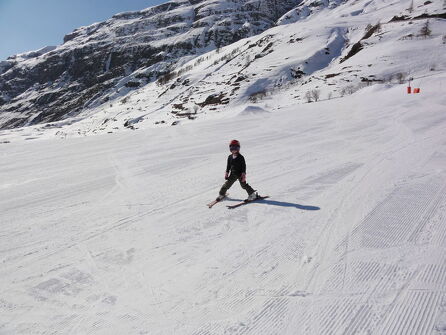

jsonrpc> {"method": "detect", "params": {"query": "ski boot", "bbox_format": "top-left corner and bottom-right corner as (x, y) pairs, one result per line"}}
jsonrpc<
(247, 191), (259, 201)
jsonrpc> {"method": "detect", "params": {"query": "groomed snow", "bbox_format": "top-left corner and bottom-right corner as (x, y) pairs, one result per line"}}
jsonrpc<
(1, 73), (446, 334)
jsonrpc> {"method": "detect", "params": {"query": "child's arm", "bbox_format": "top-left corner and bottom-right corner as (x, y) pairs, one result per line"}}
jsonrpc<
(241, 156), (246, 174)
(225, 156), (231, 179)
(241, 156), (247, 182)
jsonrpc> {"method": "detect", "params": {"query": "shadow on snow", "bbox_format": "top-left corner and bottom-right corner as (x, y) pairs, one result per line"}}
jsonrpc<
(227, 198), (320, 211)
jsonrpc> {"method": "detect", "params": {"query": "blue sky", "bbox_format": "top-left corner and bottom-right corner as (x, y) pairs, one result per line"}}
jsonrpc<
(0, 0), (167, 60)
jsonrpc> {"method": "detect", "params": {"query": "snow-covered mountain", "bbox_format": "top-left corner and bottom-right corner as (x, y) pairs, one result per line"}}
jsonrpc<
(0, 0), (300, 129)
(1, 0), (444, 139)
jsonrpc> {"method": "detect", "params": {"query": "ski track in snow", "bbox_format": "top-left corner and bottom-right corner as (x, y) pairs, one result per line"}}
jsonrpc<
(1, 76), (446, 333)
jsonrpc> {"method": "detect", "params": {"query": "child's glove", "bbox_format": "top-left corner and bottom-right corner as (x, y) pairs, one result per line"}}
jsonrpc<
(241, 173), (246, 183)
(225, 172), (229, 180)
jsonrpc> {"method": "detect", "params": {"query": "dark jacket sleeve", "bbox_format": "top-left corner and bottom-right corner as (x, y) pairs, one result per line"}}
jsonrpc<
(226, 156), (231, 173)
(240, 155), (246, 174)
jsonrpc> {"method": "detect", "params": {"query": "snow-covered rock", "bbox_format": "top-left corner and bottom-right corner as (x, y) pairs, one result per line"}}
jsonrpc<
(6, 46), (57, 62)
(278, 0), (346, 25)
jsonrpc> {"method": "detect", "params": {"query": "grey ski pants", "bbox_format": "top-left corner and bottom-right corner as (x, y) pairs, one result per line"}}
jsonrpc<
(219, 173), (255, 196)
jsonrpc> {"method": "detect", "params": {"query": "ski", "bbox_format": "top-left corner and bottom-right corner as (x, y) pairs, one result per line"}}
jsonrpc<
(207, 200), (220, 208)
(207, 194), (228, 208)
(227, 196), (269, 209)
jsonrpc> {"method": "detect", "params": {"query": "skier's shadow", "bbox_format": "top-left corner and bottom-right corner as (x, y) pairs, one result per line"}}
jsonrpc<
(228, 198), (320, 211)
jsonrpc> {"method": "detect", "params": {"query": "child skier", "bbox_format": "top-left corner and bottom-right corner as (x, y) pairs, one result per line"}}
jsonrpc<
(216, 140), (258, 201)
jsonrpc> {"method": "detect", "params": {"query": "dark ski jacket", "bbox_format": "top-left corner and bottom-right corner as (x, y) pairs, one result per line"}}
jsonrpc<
(226, 153), (246, 175)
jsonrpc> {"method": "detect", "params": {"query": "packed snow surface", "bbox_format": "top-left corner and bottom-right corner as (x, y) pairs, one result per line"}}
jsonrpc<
(1, 73), (446, 334)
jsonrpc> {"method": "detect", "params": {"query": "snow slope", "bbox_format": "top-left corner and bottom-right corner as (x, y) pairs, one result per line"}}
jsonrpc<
(1, 72), (446, 334)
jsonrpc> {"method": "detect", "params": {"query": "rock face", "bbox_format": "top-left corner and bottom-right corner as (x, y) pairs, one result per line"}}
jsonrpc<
(0, 0), (301, 129)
